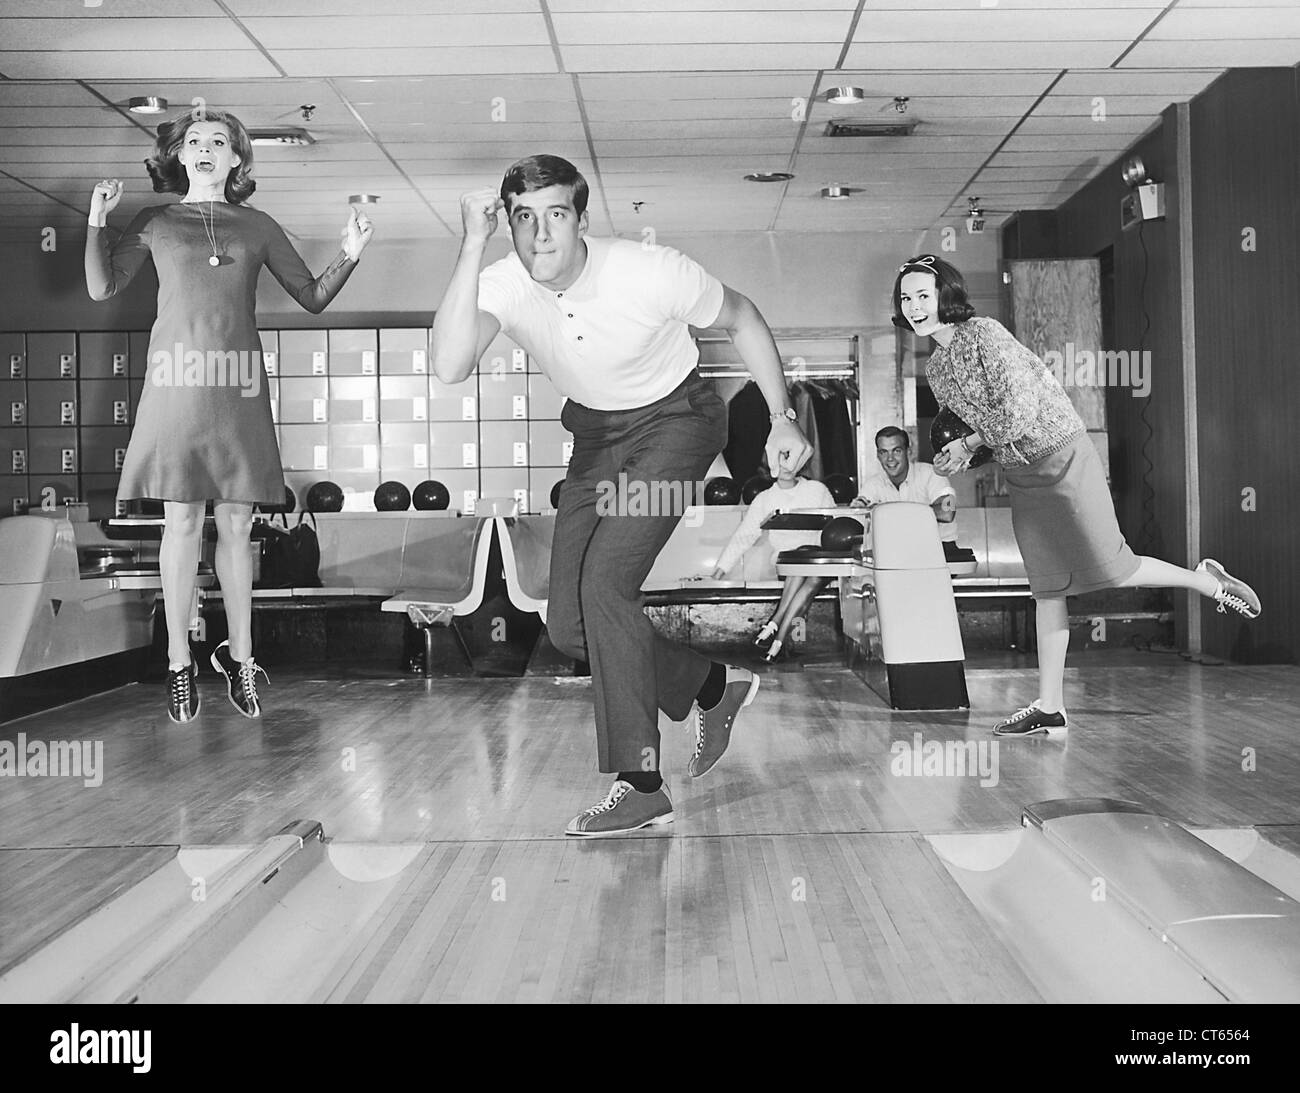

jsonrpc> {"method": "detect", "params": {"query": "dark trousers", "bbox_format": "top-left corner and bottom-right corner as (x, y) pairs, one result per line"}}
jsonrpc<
(547, 372), (728, 773)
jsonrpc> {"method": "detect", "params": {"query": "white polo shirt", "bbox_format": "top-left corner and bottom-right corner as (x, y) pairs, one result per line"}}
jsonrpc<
(477, 235), (725, 411)
(856, 462), (958, 542)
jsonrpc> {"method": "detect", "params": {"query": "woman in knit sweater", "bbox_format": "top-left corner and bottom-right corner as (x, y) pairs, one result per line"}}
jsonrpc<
(894, 254), (1260, 736)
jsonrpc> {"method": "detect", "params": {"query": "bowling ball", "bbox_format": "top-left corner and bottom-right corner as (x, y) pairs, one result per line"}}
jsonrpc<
(549, 480), (564, 509)
(306, 480), (344, 513)
(374, 480), (411, 512)
(930, 406), (993, 468)
(703, 476), (741, 505)
(412, 480), (451, 511)
(741, 474), (773, 505)
(820, 515), (865, 553)
(822, 473), (857, 505)
(258, 485), (296, 514)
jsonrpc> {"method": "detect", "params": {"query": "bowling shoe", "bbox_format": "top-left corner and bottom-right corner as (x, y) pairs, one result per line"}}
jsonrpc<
(1195, 559), (1261, 619)
(689, 666), (760, 777)
(992, 701), (1068, 737)
(210, 640), (269, 719)
(565, 780), (675, 836)
(166, 660), (200, 724)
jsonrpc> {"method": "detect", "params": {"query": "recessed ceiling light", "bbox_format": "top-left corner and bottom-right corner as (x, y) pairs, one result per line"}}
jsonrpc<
(249, 127), (316, 146)
(128, 96), (167, 114)
(348, 194), (380, 205)
(821, 186), (854, 199)
(824, 87), (865, 105)
(744, 172), (794, 183)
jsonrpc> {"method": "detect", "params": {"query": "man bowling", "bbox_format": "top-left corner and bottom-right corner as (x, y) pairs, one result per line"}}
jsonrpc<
(432, 155), (811, 835)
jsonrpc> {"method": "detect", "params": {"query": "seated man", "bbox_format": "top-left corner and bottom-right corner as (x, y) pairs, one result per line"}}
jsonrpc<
(852, 426), (957, 542)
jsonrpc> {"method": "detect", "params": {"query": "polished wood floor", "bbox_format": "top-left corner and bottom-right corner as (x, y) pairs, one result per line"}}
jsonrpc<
(2, 650), (1299, 1002)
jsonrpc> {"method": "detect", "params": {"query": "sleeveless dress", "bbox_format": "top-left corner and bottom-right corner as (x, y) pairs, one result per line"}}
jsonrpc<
(86, 202), (357, 504)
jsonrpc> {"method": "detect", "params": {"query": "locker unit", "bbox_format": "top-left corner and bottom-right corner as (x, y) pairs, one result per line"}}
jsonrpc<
(278, 330), (328, 376)
(429, 375), (475, 422)
(0, 474), (27, 516)
(478, 371), (528, 420)
(428, 421), (479, 471)
(279, 423), (330, 472)
(379, 375), (429, 422)
(0, 424), (25, 470)
(27, 333), (77, 380)
(328, 329), (378, 376)
(78, 332), (130, 379)
(379, 421), (430, 478)
(79, 379), (131, 428)
(378, 328), (429, 376)
(27, 381), (77, 427)
(1, 334), (25, 381)
(479, 420), (529, 468)
(327, 423), (380, 473)
(279, 376), (330, 424)
(327, 375), (379, 424)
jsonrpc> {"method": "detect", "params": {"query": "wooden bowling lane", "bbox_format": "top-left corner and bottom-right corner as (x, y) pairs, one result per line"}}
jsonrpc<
(57, 835), (1038, 1004)
(2, 652), (1299, 1002)
(3, 656), (1299, 849)
(0, 845), (175, 978)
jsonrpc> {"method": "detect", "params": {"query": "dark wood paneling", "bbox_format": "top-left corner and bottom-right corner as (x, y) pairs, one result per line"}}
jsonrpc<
(1055, 124), (1187, 572)
(1190, 68), (1300, 664)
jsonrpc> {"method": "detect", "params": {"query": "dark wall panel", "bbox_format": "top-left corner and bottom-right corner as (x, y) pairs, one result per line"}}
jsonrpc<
(1190, 68), (1300, 664)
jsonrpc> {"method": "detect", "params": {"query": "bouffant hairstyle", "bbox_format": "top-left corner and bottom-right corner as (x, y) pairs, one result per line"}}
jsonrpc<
(500, 154), (589, 216)
(145, 108), (256, 204)
(891, 254), (976, 330)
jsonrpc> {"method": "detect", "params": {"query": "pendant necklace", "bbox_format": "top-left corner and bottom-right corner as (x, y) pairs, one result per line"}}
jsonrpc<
(196, 199), (220, 266)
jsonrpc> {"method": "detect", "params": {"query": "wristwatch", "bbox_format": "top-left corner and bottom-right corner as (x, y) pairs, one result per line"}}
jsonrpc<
(769, 407), (796, 423)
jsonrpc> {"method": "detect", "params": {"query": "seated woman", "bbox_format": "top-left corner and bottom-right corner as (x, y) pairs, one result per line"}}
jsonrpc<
(705, 467), (835, 662)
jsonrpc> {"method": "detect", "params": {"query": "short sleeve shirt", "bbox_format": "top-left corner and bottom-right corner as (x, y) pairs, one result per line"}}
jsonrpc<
(857, 462), (958, 541)
(477, 236), (725, 410)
